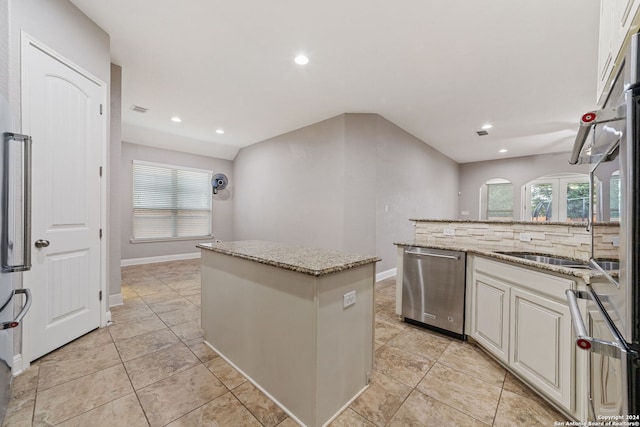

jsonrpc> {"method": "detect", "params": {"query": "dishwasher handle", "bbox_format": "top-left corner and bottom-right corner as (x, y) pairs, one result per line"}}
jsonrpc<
(405, 250), (460, 261)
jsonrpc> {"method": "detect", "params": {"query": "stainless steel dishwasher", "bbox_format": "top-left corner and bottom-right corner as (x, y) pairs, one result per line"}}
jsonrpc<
(402, 246), (466, 339)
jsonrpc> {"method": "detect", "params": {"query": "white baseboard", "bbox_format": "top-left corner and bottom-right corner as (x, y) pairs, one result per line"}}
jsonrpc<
(12, 354), (26, 376)
(121, 252), (201, 267)
(376, 267), (397, 282)
(109, 293), (123, 308)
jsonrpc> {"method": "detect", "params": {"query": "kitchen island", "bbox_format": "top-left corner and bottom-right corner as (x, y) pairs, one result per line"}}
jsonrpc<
(198, 241), (379, 427)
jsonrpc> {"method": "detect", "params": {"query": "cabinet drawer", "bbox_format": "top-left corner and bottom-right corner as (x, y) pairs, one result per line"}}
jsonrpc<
(474, 256), (575, 300)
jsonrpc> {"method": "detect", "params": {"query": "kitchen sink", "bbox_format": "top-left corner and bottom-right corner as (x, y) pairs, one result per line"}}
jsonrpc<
(591, 260), (620, 271)
(495, 252), (591, 268)
(496, 252), (620, 271)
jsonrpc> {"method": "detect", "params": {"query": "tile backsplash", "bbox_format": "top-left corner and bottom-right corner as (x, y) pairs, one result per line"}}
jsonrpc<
(412, 220), (620, 262)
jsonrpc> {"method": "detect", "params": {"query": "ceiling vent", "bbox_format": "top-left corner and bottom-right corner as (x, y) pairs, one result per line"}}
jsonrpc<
(476, 130), (489, 136)
(130, 105), (149, 113)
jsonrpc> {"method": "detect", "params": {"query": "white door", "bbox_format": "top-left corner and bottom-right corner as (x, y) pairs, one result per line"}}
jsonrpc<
(22, 39), (104, 361)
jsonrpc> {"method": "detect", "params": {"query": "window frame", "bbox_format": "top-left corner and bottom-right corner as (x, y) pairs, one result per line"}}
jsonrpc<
(522, 174), (590, 222)
(485, 179), (514, 220)
(130, 160), (214, 243)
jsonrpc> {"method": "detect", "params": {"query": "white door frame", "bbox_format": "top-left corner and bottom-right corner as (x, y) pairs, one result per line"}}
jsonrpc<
(19, 32), (108, 370)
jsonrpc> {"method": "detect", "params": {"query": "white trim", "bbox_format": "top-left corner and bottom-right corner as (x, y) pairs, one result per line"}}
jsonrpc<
(109, 294), (123, 308)
(121, 252), (201, 267)
(11, 354), (25, 376)
(376, 267), (397, 282)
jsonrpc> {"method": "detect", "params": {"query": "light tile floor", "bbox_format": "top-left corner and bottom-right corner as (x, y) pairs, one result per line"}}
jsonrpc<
(3, 259), (565, 426)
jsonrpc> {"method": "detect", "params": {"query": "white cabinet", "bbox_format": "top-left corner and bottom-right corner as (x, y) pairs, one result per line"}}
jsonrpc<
(471, 273), (510, 363)
(597, 0), (640, 103)
(598, 0), (616, 100)
(510, 287), (572, 409)
(470, 256), (575, 413)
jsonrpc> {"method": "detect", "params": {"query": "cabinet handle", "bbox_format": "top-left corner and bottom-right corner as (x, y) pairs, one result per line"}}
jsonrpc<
(565, 289), (625, 359)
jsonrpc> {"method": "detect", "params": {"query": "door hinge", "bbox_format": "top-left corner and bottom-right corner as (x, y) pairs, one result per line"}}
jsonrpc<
(99, 104), (103, 115)
(99, 291), (102, 301)
(99, 229), (103, 239)
(99, 166), (102, 177)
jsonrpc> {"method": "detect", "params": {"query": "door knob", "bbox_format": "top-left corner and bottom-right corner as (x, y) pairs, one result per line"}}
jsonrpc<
(34, 240), (50, 248)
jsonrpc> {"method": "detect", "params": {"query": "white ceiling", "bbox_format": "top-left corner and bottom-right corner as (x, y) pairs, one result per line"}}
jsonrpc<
(70, 0), (601, 163)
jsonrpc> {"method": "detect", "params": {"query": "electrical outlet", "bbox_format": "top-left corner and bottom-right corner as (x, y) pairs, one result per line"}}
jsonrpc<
(519, 233), (532, 242)
(343, 290), (356, 308)
(443, 228), (456, 236)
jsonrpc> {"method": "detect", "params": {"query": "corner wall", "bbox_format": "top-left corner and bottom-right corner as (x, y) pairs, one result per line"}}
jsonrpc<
(233, 113), (459, 272)
(233, 115), (347, 250)
(375, 116), (459, 271)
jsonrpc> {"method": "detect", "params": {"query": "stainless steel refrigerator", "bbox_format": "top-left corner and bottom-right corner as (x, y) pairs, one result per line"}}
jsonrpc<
(567, 32), (640, 419)
(0, 94), (33, 424)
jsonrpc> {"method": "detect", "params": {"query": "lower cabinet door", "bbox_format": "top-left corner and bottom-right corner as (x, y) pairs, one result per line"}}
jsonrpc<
(509, 287), (573, 411)
(471, 274), (510, 363)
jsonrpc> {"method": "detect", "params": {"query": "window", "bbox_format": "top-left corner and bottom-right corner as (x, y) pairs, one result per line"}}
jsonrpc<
(523, 174), (589, 222)
(132, 161), (212, 241)
(485, 179), (514, 220)
(610, 171), (620, 221)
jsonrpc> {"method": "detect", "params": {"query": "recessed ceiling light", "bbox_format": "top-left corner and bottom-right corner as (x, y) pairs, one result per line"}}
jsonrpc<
(482, 123), (493, 130)
(171, 117), (182, 123)
(215, 129), (225, 135)
(499, 149), (508, 153)
(294, 55), (309, 65)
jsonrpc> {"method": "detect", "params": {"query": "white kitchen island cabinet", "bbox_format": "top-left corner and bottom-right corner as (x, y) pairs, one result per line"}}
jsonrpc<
(198, 241), (379, 427)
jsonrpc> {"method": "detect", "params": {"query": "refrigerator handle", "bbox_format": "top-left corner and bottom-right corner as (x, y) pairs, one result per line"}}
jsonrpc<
(1, 132), (32, 273)
(565, 289), (626, 359)
(0, 288), (31, 330)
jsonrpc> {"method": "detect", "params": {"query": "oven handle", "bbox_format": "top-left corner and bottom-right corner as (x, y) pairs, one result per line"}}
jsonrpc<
(569, 105), (625, 165)
(565, 289), (625, 359)
(0, 288), (32, 330)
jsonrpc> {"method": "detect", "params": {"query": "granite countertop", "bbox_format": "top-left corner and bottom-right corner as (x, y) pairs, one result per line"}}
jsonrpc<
(409, 218), (620, 227)
(198, 240), (380, 277)
(394, 240), (614, 284)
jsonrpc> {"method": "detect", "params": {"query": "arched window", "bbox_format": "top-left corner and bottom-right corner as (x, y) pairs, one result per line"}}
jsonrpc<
(484, 178), (514, 220)
(522, 174), (589, 222)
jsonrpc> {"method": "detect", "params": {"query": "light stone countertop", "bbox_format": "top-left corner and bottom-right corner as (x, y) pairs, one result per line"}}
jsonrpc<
(198, 240), (380, 277)
(409, 218), (620, 227)
(394, 240), (615, 284)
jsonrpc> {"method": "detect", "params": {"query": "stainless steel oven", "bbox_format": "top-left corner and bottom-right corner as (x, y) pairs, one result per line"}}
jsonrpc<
(566, 32), (640, 419)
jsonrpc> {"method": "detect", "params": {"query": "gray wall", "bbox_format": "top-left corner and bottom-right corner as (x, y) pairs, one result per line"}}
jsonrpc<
(458, 152), (590, 220)
(109, 64), (122, 297)
(8, 0), (110, 130)
(233, 113), (459, 272)
(121, 142), (234, 261)
(0, 0), (7, 99)
(375, 116), (459, 271)
(233, 115), (347, 249)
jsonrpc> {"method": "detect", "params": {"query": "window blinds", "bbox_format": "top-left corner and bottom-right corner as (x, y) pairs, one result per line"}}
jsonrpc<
(132, 161), (212, 241)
